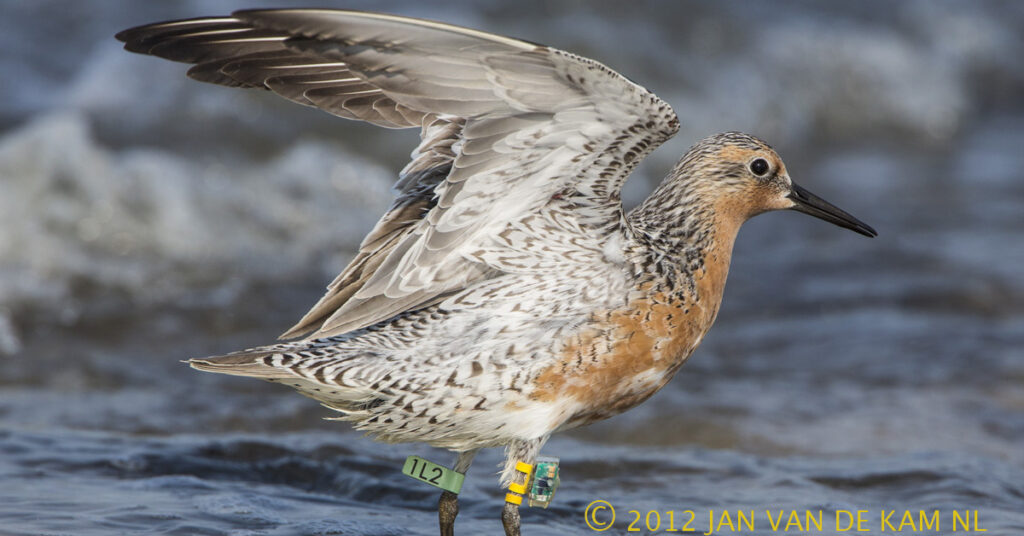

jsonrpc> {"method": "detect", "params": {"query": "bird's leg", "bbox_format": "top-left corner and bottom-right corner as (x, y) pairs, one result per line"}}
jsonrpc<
(439, 491), (458, 536)
(500, 436), (549, 536)
(501, 501), (521, 536)
(439, 449), (478, 536)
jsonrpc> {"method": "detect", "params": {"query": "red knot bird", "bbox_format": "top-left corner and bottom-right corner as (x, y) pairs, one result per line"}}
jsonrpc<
(118, 9), (876, 536)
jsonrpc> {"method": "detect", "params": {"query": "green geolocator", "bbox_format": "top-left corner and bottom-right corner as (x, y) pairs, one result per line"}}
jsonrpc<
(402, 455), (466, 494)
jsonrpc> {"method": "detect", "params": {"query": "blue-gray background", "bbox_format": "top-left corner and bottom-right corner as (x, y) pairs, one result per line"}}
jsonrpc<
(1, 1), (1022, 534)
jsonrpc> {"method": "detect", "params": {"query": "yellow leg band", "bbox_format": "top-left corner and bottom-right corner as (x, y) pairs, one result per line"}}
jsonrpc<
(508, 482), (526, 494)
(515, 461), (533, 476)
(505, 493), (523, 505)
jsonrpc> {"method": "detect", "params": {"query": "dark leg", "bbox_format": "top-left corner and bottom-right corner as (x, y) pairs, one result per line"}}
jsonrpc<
(500, 436), (549, 536)
(439, 449), (477, 536)
(439, 491), (459, 536)
(501, 501), (522, 536)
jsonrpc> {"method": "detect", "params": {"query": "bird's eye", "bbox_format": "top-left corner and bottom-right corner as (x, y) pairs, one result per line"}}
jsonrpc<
(749, 158), (770, 176)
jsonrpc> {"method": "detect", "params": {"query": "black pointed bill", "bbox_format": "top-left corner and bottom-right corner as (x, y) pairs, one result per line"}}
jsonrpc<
(788, 183), (877, 237)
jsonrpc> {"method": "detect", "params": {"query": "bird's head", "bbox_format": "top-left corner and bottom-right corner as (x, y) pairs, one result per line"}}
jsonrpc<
(675, 132), (877, 237)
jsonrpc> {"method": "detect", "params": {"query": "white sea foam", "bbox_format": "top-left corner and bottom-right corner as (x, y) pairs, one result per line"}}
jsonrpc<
(0, 112), (394, 312)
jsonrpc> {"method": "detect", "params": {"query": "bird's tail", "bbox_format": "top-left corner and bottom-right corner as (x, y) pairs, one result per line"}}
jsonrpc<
(187, 346), (381, 415)
(188, 348), (293, 378)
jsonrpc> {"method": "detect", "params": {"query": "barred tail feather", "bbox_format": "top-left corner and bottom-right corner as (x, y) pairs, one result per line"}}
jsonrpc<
(187, 350), (291, 378)
(187, 349), (381, 412)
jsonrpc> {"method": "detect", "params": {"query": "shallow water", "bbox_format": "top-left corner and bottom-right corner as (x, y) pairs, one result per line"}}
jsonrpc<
(2, 1), (1024, 534)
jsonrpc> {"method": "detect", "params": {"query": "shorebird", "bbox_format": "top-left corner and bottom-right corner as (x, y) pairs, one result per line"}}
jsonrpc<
(118, 9), (876, 536)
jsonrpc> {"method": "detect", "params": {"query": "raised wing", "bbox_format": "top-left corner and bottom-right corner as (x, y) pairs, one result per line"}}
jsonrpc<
(117, 9), (680, 338)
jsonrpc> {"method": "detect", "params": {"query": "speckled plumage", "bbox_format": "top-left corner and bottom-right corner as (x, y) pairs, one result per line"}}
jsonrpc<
(118, 9), (876, 536)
